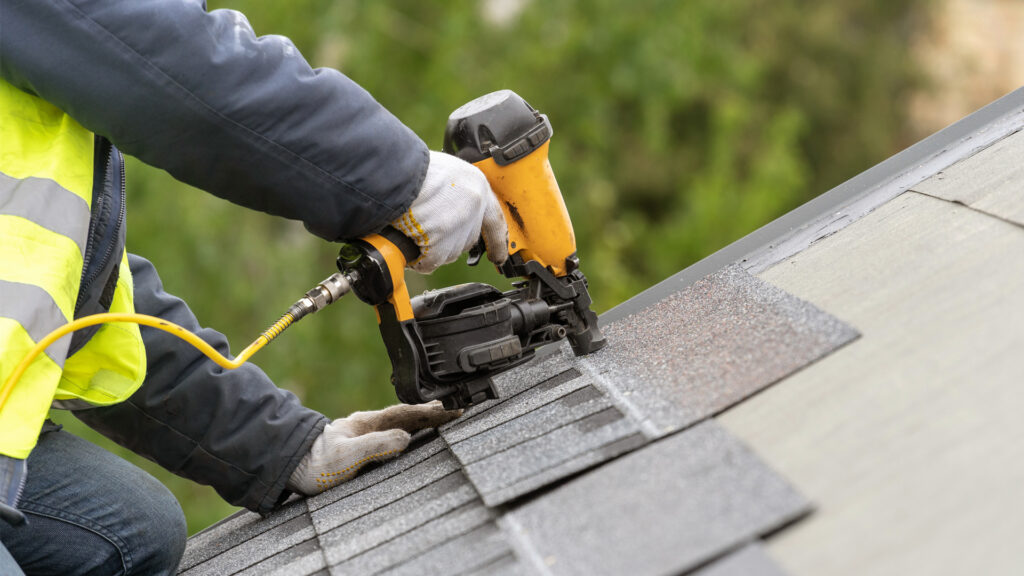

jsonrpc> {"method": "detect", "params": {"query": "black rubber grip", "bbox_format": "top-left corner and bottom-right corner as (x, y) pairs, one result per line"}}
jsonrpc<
(381, 226), (421, 263)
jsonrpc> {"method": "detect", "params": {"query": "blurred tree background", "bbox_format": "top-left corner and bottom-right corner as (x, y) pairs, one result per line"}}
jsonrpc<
(51, 0), (929, 534)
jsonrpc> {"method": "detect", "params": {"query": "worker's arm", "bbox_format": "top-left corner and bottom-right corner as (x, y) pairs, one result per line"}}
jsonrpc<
(73, 255), (329, 514)
(0, 0), (427, 240)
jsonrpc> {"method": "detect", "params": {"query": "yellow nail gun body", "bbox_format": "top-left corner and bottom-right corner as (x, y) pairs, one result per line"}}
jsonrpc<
(339, 91), (606, 409)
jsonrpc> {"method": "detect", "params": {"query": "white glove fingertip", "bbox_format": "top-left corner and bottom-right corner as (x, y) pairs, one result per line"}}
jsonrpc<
(365, 429), (413, 456)
(482, 193), (509, 265)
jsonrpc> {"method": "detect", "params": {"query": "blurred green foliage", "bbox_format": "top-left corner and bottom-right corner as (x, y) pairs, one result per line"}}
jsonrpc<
(52, 0), (927, 534)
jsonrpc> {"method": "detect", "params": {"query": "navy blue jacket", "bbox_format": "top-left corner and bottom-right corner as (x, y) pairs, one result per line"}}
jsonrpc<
(1, 0), (429, 513)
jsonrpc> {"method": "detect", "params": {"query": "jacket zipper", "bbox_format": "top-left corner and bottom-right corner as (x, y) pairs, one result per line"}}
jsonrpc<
(102, 147), (127, 282)
(76, 138), (125, 311)
(12, 461), (26, 507)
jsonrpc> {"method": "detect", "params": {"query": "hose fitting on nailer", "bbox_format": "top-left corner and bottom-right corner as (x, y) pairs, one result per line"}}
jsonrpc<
(259, 272), (357, 346)
(287, 272), (358, 323)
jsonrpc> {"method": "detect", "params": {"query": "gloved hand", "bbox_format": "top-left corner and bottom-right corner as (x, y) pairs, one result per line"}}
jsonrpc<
(0, 455), (27, 526)
(392, 151), (508, 274)
(287, 401), (461, 495)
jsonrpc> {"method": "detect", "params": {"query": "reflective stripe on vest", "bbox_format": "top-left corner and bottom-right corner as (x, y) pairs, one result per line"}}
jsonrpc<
(0, 80), (146, 459)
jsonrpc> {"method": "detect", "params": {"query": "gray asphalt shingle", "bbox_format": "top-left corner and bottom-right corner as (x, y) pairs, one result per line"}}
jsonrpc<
(178, 497), (308, 572)
(181, 508), (317, 576)
(461, 406), (640, 506)
(374, 522), (514, 576)
(441, 368), (588, 445)
(447, 384), (613, 465)
(317, 470), (478, 565)
(586, 265), (859, 438)
(330, 501), (499, 574)
(692, 545), (789, 576)
(507, 420), (810, 576)
(233, 538), (325, 576)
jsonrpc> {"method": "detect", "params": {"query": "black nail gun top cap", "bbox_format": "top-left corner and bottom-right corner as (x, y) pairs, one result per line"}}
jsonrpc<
(443, 89), (552, 166)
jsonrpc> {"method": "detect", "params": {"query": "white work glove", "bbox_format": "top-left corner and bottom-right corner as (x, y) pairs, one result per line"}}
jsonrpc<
(392, 151), (509, 274)
(286, 401), (461, 495)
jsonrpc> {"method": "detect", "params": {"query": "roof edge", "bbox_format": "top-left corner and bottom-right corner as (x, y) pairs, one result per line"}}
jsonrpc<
(600, 86), (1024, 325)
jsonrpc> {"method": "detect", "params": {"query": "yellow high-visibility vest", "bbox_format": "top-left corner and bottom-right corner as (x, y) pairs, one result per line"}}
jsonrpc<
(0, 80), (146, 459)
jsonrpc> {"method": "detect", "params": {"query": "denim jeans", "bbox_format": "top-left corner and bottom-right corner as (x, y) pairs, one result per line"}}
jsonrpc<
(0, 425), (187, 575)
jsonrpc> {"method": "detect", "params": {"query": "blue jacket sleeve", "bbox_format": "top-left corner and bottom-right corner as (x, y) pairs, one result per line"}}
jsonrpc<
(0, 0), (428, 240)
(74, 255), (329, 514)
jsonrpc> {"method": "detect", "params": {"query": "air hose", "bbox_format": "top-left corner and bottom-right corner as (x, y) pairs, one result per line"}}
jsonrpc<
(0, 272), (355, 414)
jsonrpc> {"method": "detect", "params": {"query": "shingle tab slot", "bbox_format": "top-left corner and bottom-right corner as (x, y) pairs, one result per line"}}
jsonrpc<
(377, 522), (515, 576)
(449, 385), (612, 466)
(463, 406), (640, 505)
(442, 367), (585, 444)
(481, 432), (647, 508)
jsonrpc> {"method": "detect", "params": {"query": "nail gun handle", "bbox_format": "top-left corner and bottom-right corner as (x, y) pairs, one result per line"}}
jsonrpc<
(377, 226), (421, 264)
(337, 226), (419, 322)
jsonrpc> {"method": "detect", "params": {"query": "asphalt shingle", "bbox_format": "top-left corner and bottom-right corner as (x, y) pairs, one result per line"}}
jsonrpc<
(317, 469), (478, 565)
(178, 498), (307, 572)
(586, 265), (859, 437)
(441, 367), (588, 446)
(232, 537), (325, 576)
(180, 508), (317, 576)
(448, 385), (614, 465)
(462, 406), (640, 506)
(691, 545), (789, 576)
(506, 420), (810, 576)
(375, 521), (514, 576)
(330, 501), (499, 575)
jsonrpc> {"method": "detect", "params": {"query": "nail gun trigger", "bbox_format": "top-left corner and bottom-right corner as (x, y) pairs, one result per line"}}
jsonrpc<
(466, 236), (486, 266)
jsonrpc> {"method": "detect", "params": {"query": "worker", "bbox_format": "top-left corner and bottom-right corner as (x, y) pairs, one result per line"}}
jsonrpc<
(0, 1), (509, 574)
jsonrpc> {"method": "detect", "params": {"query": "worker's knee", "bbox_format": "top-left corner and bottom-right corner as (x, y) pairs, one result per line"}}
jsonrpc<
(89, 455), (187, 575)
(120, 476), (187, 575)
(7, 480), (185, 576)
(5, 429), (187, 574)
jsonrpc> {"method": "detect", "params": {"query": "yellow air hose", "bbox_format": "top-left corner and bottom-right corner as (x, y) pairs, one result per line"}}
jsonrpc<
(0, 272), (354, 414)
